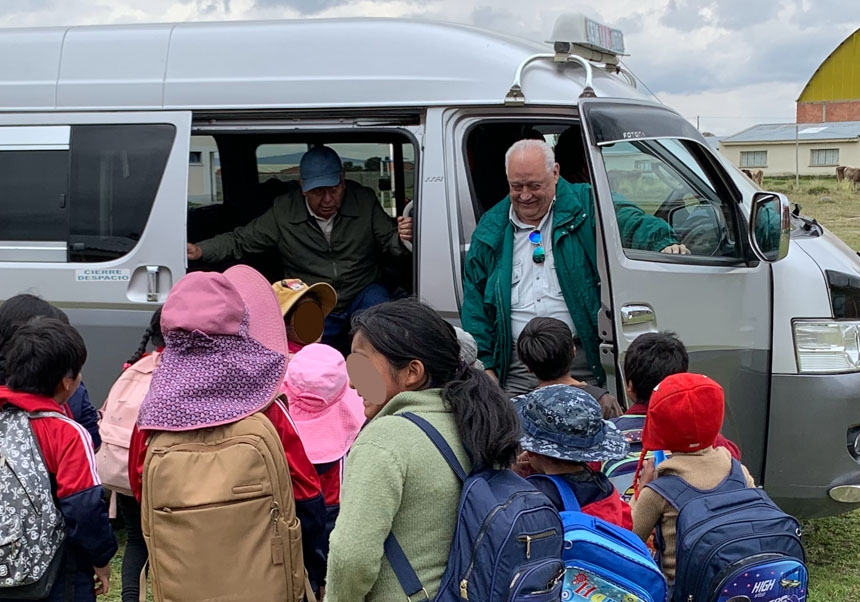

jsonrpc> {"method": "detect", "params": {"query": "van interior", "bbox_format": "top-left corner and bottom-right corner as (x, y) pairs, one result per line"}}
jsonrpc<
(186, 131), (416, 298)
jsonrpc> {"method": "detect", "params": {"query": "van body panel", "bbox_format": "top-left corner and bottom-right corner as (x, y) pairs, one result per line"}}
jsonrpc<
(0, 19), (652, 113)
(0, 111), (191, 403)
(767, 371), (860, 517)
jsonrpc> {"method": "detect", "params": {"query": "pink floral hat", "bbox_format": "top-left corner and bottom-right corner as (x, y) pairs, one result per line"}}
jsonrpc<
(137, 265), (288, 431)
(283, 343), (365, 463)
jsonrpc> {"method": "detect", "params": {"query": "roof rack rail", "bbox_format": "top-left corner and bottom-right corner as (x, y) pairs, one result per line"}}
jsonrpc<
(504, 53), (597, 106)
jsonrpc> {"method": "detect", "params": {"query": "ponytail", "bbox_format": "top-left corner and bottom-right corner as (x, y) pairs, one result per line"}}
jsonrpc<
(126, 307), (164, 366)
(352, 298), (521, 469)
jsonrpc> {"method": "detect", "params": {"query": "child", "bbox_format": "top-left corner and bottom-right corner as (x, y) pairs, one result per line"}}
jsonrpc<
(631, 373), (756, 587)
(272, 278), (337, 362)
(282, 343), (365, 543)
(515, 384), (633, 529)
(0, 318), (117, 601)
(517, 317), (622, 419)
(616, 332), (741, 460)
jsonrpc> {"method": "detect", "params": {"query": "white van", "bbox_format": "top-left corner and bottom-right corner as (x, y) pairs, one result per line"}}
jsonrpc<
(0, 15), (858, 517)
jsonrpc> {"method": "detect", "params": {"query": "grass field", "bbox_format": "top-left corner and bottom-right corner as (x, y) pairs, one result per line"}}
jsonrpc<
(103, 176), (860, 601)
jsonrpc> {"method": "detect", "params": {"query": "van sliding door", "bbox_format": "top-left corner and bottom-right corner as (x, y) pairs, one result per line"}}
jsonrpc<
(0, 111), (191, 403)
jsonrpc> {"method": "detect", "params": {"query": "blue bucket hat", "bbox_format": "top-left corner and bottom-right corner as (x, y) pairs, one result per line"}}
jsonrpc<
(515, 384), (629, 463)
(300, 146), (343, 192)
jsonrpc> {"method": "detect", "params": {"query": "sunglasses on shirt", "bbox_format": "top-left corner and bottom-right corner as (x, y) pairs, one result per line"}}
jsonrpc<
(529, 230), (546, 264)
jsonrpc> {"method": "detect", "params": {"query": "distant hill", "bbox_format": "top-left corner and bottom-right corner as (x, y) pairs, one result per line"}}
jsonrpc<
(257, 152), (367, 166)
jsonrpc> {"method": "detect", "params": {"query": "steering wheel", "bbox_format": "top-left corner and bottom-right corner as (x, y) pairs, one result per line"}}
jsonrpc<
(401, 200), (413, 252)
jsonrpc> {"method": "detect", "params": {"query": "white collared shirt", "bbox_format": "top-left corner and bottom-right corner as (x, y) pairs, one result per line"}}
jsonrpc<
(305, 199), (336, 244)
(509, 200), (576, 342)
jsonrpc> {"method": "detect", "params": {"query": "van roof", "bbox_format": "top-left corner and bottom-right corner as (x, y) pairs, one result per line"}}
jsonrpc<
(0, 18), (652, 112)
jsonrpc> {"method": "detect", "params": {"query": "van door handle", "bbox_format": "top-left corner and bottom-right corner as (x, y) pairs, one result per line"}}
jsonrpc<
(146, 266), (160, 302)
(621, 304), (654, 326)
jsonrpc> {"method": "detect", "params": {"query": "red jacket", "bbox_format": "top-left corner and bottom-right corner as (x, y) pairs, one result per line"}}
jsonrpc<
(0, 387), (117, 570)
(128, 397), (328, 590)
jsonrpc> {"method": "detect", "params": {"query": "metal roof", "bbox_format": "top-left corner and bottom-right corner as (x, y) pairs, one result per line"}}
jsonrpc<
(721, 121), (860, 144)
(0, 18), (652, 112)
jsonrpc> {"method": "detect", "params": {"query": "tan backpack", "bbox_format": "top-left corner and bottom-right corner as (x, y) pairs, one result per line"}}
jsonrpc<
(141, 412), (310, 602)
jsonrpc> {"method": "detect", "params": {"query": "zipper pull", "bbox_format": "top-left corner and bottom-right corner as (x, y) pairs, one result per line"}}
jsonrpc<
(270, 502), (280, 535)
(460, 578), (468, 600)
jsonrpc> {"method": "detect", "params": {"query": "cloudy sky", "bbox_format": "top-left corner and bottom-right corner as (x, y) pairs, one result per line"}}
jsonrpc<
(2, 0), (856, 136)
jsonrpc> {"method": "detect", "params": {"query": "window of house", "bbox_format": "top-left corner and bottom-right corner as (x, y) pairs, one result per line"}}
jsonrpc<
(740, 151), (767, 168)
(189, 151), (203, 164)
(810, 148), (839, 166)
(188, 136), (221, 207)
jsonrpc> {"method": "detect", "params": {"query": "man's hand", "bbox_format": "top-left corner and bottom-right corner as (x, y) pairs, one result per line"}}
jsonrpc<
(397, 216), (413, 244)
(484, 369), (498, 384)
(93, 564), (111, 596)
(597, 393), (623, 420)
(660, 243), (691, 255)
(187, 242), (203, 261)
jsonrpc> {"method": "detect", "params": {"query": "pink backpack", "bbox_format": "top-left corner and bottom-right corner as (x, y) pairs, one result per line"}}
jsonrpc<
(96, 352), (160, 496)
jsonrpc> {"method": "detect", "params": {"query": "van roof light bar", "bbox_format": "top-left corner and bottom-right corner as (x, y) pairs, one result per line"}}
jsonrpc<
(547, 13), (626, 63)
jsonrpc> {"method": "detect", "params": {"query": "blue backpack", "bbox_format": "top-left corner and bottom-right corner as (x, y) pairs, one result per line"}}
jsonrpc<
(384, 412), (566, 602)
(647, 459), (808, 602)
(534, 474), (668, 602)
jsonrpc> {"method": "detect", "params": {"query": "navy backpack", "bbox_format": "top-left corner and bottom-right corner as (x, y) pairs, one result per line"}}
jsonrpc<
(533, 474), (667, 602)
(647, 459), (808, 602)
(384, 412), (565, 601)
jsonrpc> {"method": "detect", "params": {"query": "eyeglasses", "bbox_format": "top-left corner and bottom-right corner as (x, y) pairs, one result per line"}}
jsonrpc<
(529, 230), (546, 264)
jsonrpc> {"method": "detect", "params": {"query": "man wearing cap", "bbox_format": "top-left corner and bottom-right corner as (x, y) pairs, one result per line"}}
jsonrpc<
(187, 145), (413, 351)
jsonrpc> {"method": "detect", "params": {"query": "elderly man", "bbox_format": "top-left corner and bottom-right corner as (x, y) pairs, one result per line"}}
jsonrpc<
(462, 139), (687, 400)
(187, 145), (412, 350)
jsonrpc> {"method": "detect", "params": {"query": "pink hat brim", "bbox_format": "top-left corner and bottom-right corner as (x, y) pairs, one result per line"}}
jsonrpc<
(290, 386), (366, 464)
(224, 265), (288, 385)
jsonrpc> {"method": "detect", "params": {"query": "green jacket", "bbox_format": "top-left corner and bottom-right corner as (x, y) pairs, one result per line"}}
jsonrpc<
(197, 180), (405, 312)
(461, 178), (679, 387)
(326, 389), (469, 602)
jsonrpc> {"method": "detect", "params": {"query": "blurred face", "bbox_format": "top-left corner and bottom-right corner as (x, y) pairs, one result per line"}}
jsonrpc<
(346, 330), (427, 420)
(303, 176), (345, 220)
(285, 297), (324, 345)
(507, 149), (560, 226)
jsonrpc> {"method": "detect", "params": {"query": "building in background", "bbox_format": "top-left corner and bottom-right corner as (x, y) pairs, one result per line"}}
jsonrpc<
(797, 28), (860, 123)
(719, 122), (860, 177)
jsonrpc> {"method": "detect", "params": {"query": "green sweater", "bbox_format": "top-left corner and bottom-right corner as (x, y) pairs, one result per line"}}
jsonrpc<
(326, 389), (469, 602)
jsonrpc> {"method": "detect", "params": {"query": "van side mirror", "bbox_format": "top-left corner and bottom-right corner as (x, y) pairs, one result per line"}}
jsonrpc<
(749, 191), (791, 262)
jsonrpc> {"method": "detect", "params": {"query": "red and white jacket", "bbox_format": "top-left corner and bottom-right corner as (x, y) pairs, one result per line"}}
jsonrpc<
(0, 387), (117, 570)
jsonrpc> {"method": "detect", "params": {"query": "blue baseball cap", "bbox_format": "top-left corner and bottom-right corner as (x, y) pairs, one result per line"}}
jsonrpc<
(300, 146), (343, 192)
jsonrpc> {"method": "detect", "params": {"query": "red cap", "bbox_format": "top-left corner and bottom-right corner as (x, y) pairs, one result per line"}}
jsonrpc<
(642, 373), (725, 453)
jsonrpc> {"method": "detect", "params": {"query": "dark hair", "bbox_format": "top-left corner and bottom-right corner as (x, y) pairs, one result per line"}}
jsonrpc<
(6, 318), (87, 397)
(0, 294), (70, 385)
(623, 331), (689, 404)
(127, 308), (165, 366)
(517, 317), (575, 382)
(351, 298), (521, 468)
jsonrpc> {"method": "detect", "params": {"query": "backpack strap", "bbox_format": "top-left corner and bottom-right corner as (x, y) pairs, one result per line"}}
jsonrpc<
(382, 412), (465, 601)
(398, 412), (468, 482)
(529, 474), (582, 512)
(646, 457), (749, 511)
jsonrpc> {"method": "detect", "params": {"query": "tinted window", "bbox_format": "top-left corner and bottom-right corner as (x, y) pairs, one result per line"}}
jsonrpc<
(0, 150), (69, 242)
(69, 124), (175, 262)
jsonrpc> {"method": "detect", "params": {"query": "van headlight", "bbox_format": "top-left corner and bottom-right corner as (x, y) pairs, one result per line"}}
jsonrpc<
(793, 321), (860, 373)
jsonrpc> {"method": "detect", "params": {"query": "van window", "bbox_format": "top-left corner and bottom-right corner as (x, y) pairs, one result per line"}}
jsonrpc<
(255, 142), (415, 217)
(599, 139), (741, 259)
(0, 149), (69, 243)
(69, 124), (175, 262)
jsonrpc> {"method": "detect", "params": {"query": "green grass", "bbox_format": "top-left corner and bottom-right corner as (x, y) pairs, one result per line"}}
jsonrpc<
(803, 510), (860, 601)
(763, 175), (860, 251)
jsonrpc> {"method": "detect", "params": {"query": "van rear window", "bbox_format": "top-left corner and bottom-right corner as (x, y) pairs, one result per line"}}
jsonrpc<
(0, 123), (175, 263)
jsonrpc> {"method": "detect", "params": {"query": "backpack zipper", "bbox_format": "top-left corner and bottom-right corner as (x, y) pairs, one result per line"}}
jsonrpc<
(517, 529), (558, 560)
(459, 490), (543, 600)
